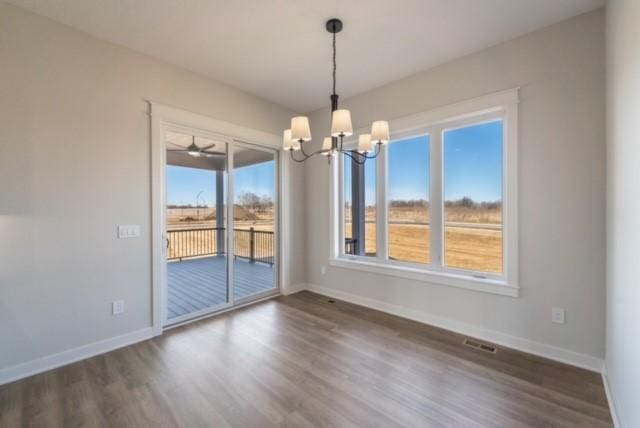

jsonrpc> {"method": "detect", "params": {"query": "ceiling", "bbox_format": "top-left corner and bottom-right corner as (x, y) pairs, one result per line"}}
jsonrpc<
(166, 131), (273, 171)
(9, 0), (605, 113)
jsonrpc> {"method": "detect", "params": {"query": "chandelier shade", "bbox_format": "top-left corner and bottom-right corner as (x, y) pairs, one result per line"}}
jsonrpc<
(371, 121), (390, 144)
(331, 109), (353, 137)
(291, 116), (311, 142)
(358, 134), (373, 153)
(321, 137), (332, 155)
(283, 129), (300, 150)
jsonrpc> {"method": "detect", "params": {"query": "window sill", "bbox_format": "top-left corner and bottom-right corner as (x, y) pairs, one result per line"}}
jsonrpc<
(328, 257), (519, 297)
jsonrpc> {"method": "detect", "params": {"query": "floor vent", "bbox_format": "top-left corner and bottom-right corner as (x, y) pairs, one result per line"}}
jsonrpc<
(463, 338), (497, 354)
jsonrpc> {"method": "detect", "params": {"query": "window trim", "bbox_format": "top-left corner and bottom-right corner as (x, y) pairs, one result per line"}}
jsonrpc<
(329, 88), (519, 297)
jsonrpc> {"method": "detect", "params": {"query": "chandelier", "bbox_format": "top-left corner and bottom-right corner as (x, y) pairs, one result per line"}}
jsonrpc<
(283, 18), (390, 164)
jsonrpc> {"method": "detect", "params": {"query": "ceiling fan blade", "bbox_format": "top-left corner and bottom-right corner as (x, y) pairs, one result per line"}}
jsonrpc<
(167, 149), (187, 152)
(166, 141), (188, 148)
(202, 151), (226, 157)
(200, 143), (216, 150)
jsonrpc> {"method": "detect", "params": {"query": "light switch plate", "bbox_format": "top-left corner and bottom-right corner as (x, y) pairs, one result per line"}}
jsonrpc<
(118, 225), (140, 239)
(112, 300), (125, 315)
(551, 307), (566, 324)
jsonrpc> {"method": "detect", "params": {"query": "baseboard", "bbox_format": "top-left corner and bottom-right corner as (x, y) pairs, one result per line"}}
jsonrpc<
(0, 327), (154, 386)
(307, 283), (604, 373)
(282, 282), (308, 296)
(602, 369), (621, 427)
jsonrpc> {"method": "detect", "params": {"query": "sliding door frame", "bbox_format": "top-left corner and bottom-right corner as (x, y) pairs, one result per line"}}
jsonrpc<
(150, 102), (287, 335)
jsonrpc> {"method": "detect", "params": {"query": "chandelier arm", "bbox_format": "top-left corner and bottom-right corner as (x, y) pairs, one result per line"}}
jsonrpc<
(288, 149), (312, 163)
(298, 140), (313, 157)
(341, 150), (367, 165)
(298, 141), (331, 158)
(290, 143), (332, 162)
(361, 143), (382, 159)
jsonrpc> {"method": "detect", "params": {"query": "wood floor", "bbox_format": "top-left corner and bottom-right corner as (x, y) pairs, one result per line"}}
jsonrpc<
(0, 291), (612, 427)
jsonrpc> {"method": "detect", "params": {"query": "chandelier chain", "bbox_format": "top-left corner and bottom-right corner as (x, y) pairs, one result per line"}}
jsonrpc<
(332, 31), (337, 95)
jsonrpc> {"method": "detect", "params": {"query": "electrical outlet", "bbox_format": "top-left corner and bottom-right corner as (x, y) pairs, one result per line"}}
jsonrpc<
(321, 266), (327, 275)
(551, 307), (565, 324)
(112, 300), (125, 315)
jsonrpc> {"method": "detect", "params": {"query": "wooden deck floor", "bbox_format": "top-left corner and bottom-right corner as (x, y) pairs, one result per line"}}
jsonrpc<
(0, 291), (612, 427)
(167, 256), (275, 319)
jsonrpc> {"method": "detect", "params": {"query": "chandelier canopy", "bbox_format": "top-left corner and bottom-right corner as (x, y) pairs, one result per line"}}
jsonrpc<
(283, 18), (389, 164)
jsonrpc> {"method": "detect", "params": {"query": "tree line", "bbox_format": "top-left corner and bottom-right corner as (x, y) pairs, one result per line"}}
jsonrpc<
(167, 191), (274, 213)
(388, 197), (501, 210)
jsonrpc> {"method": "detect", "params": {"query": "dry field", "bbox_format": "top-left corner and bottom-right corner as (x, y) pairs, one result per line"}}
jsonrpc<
(346, 206), (503, 273)
(368, 205), (502, 224)
(167, 207), (274, 230)
(168, 205), (503, 273)
(166, 207), (275, 260)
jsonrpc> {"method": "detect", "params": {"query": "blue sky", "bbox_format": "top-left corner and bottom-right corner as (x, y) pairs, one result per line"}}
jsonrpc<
(167, 161), (275, 206)
(345, 120), (503, 205)
(170, 120), (502, 207)
(444, 120), (503, 202)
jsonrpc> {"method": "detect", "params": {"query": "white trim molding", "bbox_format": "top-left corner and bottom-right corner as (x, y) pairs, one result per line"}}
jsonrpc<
(306, 283), (603, 373)
(282, 282), (308, 296)
(149, 101), (289, 334)
(0, 328), (154, 386)
(329, 258), (518, 297)
(602, 370), (622, 427)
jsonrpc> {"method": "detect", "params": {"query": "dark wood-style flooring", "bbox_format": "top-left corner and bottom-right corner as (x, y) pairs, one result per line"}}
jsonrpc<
(0, 291), (612, 427)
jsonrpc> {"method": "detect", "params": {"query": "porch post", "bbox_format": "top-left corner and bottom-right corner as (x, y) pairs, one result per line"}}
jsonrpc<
(351, 155), (365, 255)
(216, 170), (225, 255)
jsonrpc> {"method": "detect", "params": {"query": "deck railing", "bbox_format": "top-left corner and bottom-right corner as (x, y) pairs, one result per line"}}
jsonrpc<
(167, 227), (274, 265)
(345, 238), (358, 255)
(234, 228), (275, 265)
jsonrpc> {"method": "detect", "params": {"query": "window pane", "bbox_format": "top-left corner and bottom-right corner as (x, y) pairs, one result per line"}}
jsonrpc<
(443, 120), (503, 273)
(387, 135), (430, 264)
(343, 153), (376, 256)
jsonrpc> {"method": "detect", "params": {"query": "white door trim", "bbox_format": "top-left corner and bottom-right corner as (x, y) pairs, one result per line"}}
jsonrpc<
(149, 101), (285, 336)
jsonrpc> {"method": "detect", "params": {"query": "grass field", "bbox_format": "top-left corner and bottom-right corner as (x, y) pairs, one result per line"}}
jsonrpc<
(168, 205), (503, 273)
(345, 223), (502, 273)
(346, 206), (503, 273)
(166, 207), (275, 260)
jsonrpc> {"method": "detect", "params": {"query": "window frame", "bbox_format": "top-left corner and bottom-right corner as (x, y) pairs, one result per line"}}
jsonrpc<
(329, 88), (519, 297)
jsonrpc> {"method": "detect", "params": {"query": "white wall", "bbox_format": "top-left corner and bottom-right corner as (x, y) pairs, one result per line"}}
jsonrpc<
(305, 10), (606, 365)
(606, 1), (640, 426)
(0, 2), (305, 374)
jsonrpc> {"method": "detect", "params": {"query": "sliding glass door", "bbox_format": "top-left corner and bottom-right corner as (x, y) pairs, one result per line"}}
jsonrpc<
(165, 131), (229, 323)
(231, 143), (278, 302)
(164, 131), (278, 326)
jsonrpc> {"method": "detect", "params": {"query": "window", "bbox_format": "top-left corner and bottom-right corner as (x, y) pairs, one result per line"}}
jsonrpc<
(331, 89), (518, 296)
(343, 153), (376, 256)
(387, 135), (430, 264)
(443, 121), (503, 274)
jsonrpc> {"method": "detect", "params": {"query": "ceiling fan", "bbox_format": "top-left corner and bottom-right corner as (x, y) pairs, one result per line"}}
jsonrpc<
(167, 136), (225, 158)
